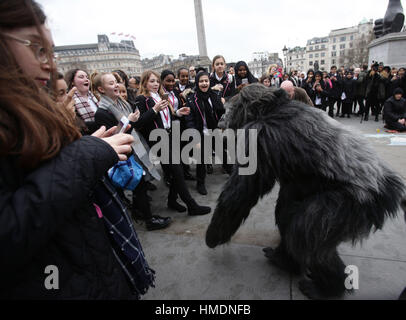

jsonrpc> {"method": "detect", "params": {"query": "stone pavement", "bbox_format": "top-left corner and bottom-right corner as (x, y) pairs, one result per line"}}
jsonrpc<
(132, 115), (406, 300)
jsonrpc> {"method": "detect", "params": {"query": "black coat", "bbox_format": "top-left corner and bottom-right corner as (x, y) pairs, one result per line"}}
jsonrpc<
(384, 96), (406, 125)
(209, 73), (236, 100)
(328, 73), (343, 100)
(134, 95), (180, 147)
(341, 78), (357, 103)
(185, 91), (225, 132)
(0, 136), (134, 299)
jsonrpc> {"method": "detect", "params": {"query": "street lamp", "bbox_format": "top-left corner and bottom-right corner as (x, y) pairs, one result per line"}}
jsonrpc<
(282, 45), (288, 74)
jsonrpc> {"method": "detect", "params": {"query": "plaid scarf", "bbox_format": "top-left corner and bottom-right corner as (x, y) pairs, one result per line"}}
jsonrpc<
(98, 95), (160, 181)
(73, 91), (99, 122)
(94, 176), (155, 298)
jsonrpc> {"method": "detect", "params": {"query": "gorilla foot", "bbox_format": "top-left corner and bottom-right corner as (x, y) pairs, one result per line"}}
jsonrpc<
(263, 247), (301, 275)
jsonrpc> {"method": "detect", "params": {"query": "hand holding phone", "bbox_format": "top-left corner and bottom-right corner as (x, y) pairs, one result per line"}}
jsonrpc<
(115, 116), (130, 134)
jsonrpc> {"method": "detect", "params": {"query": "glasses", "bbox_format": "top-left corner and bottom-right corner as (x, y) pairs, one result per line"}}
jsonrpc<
(2, 33), (58, 64)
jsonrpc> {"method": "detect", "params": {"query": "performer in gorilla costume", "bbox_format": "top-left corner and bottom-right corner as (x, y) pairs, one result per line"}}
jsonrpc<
(206, 84), (406, 299)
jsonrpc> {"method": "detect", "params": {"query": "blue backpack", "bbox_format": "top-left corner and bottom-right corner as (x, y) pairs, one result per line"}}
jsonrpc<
(108, 155), (143, 190)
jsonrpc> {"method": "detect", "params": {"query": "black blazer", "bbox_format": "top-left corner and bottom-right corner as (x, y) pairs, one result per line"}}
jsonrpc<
(184, 91), (225, 133)
(134, 95), (179, 146)
(209, 73), (236, 100)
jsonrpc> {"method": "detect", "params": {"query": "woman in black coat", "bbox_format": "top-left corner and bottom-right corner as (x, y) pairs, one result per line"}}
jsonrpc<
(384, 88), (406, 132)
(134, 71), (211, 216)
(340, 71), (357, 118)
(0, 0), (155, 299)
(185, 72), (225, 195)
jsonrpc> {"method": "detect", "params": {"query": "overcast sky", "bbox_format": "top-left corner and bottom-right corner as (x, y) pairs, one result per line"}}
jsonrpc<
(37, 0), (403, 63)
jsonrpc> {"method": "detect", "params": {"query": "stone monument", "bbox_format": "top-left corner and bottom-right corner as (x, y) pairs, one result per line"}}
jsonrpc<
(369, 0), (406, 68)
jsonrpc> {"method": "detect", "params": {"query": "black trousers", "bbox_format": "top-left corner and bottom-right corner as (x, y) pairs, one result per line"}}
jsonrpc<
(161, 163), (196, 207)
(131, 177), (152, 219)
(196, 133), (231, 185)
(355, 97), (365, 114)
(365, 98), (379, 117)
(336, 99), (342, 115)
(342, 102), (352, 116)
(385, 121), (406, 132)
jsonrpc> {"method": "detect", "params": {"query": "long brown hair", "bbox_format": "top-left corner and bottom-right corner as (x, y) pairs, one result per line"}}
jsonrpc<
(0, 0), (80, 169)
(138, 70), (175, 114)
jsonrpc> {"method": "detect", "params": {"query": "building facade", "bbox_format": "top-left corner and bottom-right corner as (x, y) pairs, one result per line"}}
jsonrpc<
(248, 52), (283, 78)
(328, 19), (374, 69)
(306, 37), (329, 71)
(285, 19), (374, 74)
(142, 53), (211, 75)
(285, 46), (307, 73)
(54, 35), (142, 77)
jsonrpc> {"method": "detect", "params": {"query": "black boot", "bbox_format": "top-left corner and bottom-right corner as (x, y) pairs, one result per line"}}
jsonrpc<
(375, 115), (379, 122)
(197, 183), (208, 195)
(168, 200), (187, 213)
(364, 115), (369, 121)
(145, 216), (172, 231)
(187, 200), (211, 216)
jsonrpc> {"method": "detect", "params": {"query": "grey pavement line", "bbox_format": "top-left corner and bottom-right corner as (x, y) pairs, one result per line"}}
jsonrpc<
(139, 230), (406, 264)
(340, 253), (406, 264)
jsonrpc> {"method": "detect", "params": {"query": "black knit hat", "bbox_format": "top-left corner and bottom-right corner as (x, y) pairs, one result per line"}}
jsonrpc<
(393, 88), (404, 96)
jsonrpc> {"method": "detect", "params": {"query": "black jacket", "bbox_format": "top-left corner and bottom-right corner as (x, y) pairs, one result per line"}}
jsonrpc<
(0, 136), (135, 299)
(209, 73), (236, 100)
(134, 95), (180, 147)
(384, 96), (406, 124)
(328, 73), (343, 99)
(365, 72), (381, 100)
(341, 78), (357, 103)
(184, 91), (225, 132)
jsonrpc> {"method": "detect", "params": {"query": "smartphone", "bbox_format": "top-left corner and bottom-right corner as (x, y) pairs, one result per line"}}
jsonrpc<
(162, 93), (169, 101)
(242, 78), (249, 85)
(115, 116), (130, 134)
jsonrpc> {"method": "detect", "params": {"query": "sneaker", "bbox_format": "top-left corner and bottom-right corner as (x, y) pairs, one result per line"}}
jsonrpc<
(197, 183), (208, 195)
(188, 205), (211, 216)
(168, 200), (187, 213)
(145, 216), (172, 231)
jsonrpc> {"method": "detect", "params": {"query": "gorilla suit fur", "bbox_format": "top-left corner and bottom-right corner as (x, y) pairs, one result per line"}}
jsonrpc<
(205, 84), (406, 299)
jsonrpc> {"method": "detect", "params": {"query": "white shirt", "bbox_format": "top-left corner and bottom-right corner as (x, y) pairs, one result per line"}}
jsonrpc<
(151, 92), (171, 129)
(87, 96), (98, 113)
(179, 84), (186, 92)
(215, 73), (224, 82)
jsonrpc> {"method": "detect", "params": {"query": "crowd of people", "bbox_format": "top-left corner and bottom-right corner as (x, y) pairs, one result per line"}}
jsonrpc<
(1, 0), (406, 300)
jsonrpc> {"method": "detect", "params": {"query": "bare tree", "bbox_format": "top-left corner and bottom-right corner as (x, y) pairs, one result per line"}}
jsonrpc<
(344, 30), (375, 68)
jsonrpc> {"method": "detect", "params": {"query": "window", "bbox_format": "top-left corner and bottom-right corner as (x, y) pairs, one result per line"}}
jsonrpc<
(309, 46), (313, 51)
(321, 60), (325, 65)
(340, 36), (346, 42)
(340, 50), (345, 56)
(332, 59), (336, 65)
(332, 51), (337, 57)
(340, 44), (346, 49)
(309, 54), (313, 58)
(309, 61), (313, 66)
(315, 45), (319, 50)
(315, 53), (319, 58)
(333, 38), (336, 43)
(321, 52), (325, 57)
(350, 43), (353, 48)
(321, 45), (326, 49)
(350, 35), (354, 40)
(332, 45), (336, 50)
